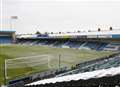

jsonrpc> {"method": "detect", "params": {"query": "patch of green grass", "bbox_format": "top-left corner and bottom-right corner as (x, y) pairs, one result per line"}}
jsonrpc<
(0, 44), (115, 85)
(0, 54), (12, 85)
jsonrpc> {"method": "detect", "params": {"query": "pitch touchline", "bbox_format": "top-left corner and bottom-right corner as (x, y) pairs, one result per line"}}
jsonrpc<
(7, 54), (52, 61)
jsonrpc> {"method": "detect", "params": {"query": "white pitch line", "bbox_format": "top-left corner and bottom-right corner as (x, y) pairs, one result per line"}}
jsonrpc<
(7, 54), (52, 61)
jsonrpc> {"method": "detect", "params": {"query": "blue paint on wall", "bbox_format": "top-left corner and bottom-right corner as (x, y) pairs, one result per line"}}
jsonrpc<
(112, 34), (120, 38)
(0, 36), (12, 44)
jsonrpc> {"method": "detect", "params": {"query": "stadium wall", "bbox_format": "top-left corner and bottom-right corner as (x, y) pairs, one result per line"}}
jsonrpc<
(112, 34), (120, 38)
(0, 30), (16, 44)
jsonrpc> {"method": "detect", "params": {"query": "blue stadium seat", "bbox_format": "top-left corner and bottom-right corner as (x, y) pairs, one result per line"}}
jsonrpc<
(56, 55), (120, 77)
(104, 43), (120, 51)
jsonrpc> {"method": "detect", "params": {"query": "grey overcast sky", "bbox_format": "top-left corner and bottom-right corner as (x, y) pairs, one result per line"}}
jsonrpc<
(1, 0), (120, 34)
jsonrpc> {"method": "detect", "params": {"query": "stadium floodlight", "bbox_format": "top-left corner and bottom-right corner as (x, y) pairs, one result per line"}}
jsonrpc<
(10, 16), (18, 30)
(11, 16), (18, 19)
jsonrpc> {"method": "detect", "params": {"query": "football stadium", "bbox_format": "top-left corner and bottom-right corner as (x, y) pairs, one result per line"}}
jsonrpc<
(0, 28), (120, 87)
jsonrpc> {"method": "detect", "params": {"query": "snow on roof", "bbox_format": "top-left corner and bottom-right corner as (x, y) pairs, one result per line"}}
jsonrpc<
(26, 66), (120, 86)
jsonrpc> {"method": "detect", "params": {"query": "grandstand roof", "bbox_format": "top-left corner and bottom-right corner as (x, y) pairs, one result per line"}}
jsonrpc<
(0, 30), (15, 33)
(26, 66), (120, 86)
(49, 29), (120, 37)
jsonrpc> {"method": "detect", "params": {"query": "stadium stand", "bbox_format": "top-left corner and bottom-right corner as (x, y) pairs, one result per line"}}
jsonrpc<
(17, 38), (120, 51)
(8, 67), (68, 87)
(0, 36), (12, 43)
(16, 29), (120, 51)
(62, 41), (84, 49)
(104, 42), (120, 51)
(96, 42), (108, 51)
(25, 66), (120, 87)
(25, 75), (120, 87)
(0, 30), (16, 44)
(79, 41), (99, 50)
(56, 53), (120, 77)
